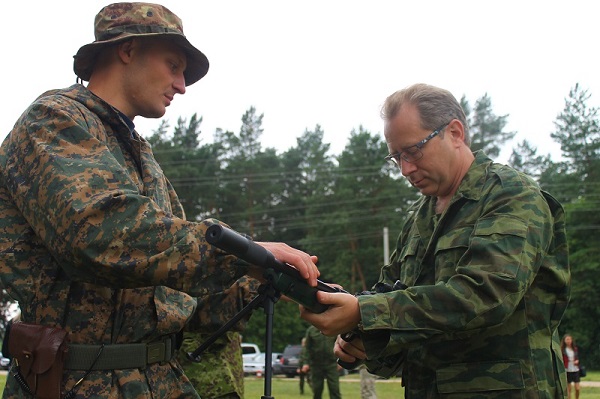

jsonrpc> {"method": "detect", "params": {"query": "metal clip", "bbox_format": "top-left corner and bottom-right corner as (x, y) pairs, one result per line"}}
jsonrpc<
(147, 341), (166, 364)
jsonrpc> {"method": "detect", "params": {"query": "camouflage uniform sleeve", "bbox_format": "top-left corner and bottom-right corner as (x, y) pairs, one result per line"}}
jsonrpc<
(0, 95), (247, 297)
(185, 275), (261, 333)
(359, 170), (561, 360)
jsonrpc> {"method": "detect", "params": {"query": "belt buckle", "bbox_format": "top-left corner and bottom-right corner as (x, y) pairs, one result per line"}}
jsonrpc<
(147, 341), (166, 364)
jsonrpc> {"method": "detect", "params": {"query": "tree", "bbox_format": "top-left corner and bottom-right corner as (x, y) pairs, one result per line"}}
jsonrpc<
(463, 93), (515, 157)
(303, 127), (417, 293)
(0, 291), (15, 343)
(274, 125), (335, 245)
(508, 139), (550, 179)
(550, 84), (600, 367)
(214, 107), (283, 237)
(551, 83), (600, 181)
(149, 114), (222, 221)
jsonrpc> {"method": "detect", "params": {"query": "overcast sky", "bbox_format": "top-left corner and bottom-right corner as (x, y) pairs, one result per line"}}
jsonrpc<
(4, 0), (599, 162)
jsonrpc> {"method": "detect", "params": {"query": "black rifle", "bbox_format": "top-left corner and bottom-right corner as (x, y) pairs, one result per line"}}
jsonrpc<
(205, 224), (347, 313)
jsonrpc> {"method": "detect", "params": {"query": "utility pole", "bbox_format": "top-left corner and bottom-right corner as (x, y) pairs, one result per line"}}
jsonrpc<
(383, 227), (390, 264)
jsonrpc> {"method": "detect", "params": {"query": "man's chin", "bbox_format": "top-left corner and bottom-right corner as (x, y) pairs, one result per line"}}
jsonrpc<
(142, 109), (167, 119)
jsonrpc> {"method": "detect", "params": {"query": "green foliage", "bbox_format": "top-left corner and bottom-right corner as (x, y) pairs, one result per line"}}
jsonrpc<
(506, 86), (600, 369)
(552, 84), (600, 177)
(242, 300), (311, 352)
(550, 84), (600, 367)
(508, 139), (553, 180)
(462, 93), (515, 157)
(302, 127), (417, 292)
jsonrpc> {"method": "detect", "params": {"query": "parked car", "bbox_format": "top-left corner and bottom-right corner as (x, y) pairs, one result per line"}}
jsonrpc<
(278, 344), (303, 377)
(0, 352), (10, 370)
(272, 352), (284, 375)
(243, 352), (282, 376)
(241, 342), (261, 362)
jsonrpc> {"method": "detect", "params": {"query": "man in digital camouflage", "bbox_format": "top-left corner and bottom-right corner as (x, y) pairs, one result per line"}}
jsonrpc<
(178, 276), (261, 398)
(0, 3), (319, 398)
(301, 83), (570, 398)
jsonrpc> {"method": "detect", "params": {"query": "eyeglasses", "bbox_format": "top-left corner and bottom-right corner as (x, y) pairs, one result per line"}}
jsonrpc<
(384, 122), (450, 168)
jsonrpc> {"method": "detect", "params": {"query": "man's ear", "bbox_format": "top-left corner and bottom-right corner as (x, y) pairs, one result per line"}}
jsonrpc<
(116, 39), (136, 65)
(447, 119), (466, 144)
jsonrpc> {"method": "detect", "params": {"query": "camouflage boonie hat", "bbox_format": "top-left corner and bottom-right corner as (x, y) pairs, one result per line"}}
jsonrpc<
(73, 2), (209, 86)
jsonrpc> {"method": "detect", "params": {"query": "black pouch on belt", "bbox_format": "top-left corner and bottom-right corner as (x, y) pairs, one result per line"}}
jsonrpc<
(8, 322), (69, 399)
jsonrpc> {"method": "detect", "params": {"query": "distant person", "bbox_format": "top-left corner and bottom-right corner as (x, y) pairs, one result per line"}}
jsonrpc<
(561, 334), (581, 399)
(359, 364), (377, 399)
(297, 337), (311, 395)
(301, 325), (342, 399)
(0, 2), (319, 398)
(301, 83), (570, 398)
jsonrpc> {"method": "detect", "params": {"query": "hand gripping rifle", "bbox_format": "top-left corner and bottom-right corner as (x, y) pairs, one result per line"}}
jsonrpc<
(190, 224), (347, 399)
(205, 224), (347, 313)
(337, 280), (408, 370)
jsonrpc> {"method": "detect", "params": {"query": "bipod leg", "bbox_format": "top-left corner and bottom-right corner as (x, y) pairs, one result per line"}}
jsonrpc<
(186, 287), (269, 362)
(260, 282), (279, 399)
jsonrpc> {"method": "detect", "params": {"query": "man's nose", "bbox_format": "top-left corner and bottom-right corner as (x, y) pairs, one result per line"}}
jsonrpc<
(401, 159), (417, 176)
(174, 73), (186, 94)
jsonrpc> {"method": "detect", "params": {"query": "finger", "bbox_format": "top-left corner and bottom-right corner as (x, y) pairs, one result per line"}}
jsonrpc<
(303, 254), (319, 286)
(335, 340), (357, 362)
(338, 338), (366, 360)
(315, 291), (345, 305)
(283, 248), (318, 286)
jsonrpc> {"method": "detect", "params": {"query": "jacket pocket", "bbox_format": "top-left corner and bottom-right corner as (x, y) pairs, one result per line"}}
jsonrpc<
(436, 361), (524, 393)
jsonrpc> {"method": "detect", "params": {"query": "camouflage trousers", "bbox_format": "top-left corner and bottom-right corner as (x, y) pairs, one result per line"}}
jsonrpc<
(308, 362), (341, 399)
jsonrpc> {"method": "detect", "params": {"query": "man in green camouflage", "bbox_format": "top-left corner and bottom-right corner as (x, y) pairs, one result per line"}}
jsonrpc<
(179, 332), (244, 399)
(301, 83), (570, 398)
(301, 325), (342, 399)
(0, 3), (319, 398)
(297, 337), (311, 395)
(178, 276), (261, 398)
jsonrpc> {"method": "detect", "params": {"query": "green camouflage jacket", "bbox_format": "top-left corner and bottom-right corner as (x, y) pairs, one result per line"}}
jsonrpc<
(0, 84), (249, 398)
(304, 325), (337, 369)
(178, 331), (244, 399)
(177, 276), (260, 398)
(360, 152), (570, 398)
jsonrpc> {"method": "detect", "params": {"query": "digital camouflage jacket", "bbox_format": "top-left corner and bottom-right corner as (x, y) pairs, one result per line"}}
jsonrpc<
(0, 84), (249, 398)
(360, 152), (570, 398)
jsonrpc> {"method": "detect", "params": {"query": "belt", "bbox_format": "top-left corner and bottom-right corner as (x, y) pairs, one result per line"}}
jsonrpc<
(65, 334), (177, 370)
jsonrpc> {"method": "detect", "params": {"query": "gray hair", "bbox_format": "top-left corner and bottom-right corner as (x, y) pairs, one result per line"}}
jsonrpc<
(381, 83), (470, 145)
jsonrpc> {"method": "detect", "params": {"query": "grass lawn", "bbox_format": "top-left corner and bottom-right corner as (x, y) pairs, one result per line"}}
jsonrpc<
(244, 373), (600, 399)
(1, 371), (598, 398)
